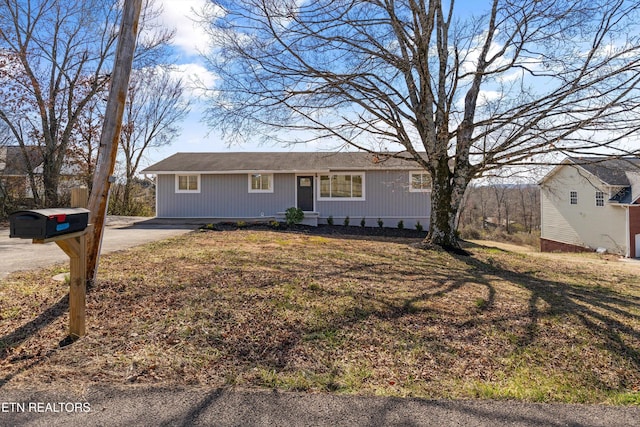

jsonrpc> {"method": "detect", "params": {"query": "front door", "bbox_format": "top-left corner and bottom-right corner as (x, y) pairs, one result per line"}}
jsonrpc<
(297, 176), (314, 212)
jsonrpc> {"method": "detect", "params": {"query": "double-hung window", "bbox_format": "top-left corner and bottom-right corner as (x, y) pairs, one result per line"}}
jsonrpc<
(409, 172), (431, 192)
(319, 173), (364, 200)
(595, 191), (604, 207)
(249, 173), (273, 193)
(570, 191), (578, 205)
(176, 174), (200, 193)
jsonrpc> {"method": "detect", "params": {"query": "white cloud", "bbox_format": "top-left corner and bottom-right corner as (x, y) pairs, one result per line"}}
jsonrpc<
(169, 62), (217, 98)
(155, 0), (215, 56)
(478, 90), (501, 103)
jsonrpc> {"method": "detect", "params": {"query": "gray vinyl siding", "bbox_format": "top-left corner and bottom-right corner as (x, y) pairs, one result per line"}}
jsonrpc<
(156, 173), (295, 218)
(155, 170), (430, 228)
(316, 170), (430, 228)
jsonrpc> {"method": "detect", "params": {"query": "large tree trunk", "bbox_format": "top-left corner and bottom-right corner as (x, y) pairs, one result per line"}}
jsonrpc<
(42, 159), (60, 207)
(422, 158), (473, 254)
(122, 178), (133, 215)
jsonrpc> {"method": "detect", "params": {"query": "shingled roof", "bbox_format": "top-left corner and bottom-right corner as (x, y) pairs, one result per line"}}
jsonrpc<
(142, 152), (424, 174)
(0, 146), (43, 175)
(568, 156), (640, 186)
(561, 156), (640, 204)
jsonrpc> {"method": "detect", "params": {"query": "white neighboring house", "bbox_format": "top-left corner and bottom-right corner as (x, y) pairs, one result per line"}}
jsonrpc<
(539, 157), (640, 258)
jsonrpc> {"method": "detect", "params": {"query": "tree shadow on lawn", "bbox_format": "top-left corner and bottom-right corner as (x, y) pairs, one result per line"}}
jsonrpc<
(203, 248), (488, 374)
(456, 245), (640, 375)
(0, 294), (69, 388)
(1, 235), (639, 395)
(220, 242), (640, 394)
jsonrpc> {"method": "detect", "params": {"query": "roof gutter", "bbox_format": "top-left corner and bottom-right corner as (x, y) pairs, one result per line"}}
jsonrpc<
(141, 169), (332, 175)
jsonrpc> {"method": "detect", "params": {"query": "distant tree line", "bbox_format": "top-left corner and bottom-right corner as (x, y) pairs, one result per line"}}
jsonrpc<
(458, 184), (540, 237)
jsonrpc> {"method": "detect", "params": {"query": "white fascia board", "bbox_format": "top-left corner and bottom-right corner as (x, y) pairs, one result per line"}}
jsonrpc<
(537, 158), (574, 185)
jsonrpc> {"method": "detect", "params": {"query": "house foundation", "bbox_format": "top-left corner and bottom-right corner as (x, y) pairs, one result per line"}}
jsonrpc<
(539, 238), (591, 254)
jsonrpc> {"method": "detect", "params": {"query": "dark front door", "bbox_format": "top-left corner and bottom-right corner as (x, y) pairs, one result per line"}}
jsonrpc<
(297, 176), (314, 212)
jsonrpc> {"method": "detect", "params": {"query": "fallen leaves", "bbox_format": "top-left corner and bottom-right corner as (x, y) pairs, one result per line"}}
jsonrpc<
(1, 229), (639, 403)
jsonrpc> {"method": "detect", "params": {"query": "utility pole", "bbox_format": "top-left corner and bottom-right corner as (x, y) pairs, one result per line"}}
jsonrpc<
(86, 0), (143, 283)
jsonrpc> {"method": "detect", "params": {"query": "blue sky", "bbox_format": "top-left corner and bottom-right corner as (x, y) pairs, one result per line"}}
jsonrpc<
(147, 0), (227, 166)
(147, 0), (309, 167)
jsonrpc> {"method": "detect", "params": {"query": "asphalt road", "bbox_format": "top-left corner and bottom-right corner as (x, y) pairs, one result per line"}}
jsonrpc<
(1, 385), (639, 427)
(0, 217), (194, 281)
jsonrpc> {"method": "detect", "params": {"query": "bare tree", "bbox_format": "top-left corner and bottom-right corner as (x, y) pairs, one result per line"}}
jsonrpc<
(0, 0), (121, 206)
(524, 185), (540, 233)
(116, 67), (189, 214)
(67, 95), (105, 191)
(491, 182), (508, 230)
(0, 0), (172, 207)
(200, 0), (640, 250)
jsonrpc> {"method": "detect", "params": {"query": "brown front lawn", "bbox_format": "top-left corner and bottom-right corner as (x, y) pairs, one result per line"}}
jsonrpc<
(1, 229), (639, 404)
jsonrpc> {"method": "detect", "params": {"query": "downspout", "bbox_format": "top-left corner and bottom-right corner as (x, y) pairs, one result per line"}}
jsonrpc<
(155, 175), (159, 218)
(625, 205), (630, 258)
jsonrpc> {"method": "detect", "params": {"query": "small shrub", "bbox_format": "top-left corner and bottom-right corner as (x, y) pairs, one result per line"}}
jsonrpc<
(344, 216), (350, 227)
(509, 222), (527, 233)
(285, 207), (304, 225)
(459, 226), (481, 240)
(377, 218), (384, 228)
(327, 215), (334, 226)
(360, 218), (366, 228)
(268, 220), (282, 229)
(415, 221), (423, 232)
(397, 220), (404, 230)
(236, 221), (248, 228)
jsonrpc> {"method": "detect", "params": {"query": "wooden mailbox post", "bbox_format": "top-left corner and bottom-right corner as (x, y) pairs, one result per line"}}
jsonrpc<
(9, 206), (92, 340)
(33, 226), (92, 338)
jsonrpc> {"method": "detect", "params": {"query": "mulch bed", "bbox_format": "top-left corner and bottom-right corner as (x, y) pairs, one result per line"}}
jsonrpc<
(204, 222), (428, 240)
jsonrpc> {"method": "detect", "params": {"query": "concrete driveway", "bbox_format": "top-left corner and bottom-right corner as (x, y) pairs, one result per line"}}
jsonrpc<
(0, 217), (194, 281)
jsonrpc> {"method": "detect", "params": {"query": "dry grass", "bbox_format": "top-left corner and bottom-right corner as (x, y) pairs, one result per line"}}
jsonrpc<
(1, 229), (639, 404)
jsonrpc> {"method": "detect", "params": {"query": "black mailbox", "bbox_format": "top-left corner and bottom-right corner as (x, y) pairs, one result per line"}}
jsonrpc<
(9, 208), (90, 239)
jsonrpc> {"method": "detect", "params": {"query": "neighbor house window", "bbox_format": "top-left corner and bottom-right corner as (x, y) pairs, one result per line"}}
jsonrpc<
(570, 191), (578, 205)
(249, 173), (273, 193)
(176, 174), (200, 193)
(409, 172), (432, 192)
(595, 191), (605, 207)
(319, 173), (364, 199)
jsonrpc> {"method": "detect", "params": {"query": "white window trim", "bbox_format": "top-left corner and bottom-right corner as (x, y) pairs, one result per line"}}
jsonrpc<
(317, 172), (366, 201)
(409, 171), (432, 192)
(175, 174), (201, 193)
(248, 173), (274, 193)
(570, 190), (578, 205)
(595, 191), (605, 207)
